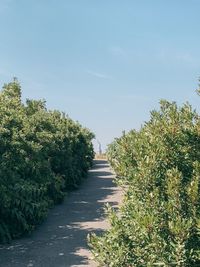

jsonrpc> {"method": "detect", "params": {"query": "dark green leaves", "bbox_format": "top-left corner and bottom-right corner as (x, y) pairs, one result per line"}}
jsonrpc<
(0, 79), (94, 242)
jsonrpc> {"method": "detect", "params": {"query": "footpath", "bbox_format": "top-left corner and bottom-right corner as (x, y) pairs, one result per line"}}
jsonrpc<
(0, 160), (122, 267)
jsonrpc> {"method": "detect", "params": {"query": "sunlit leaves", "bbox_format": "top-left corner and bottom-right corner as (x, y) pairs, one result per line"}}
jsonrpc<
(90, 100), (200, 266)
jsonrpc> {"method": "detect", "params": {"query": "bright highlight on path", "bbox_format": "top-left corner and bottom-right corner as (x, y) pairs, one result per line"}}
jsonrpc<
(0, 160), (122, 267)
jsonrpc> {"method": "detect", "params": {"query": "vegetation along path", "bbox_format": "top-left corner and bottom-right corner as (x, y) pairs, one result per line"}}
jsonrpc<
(0, 160), (122, 267)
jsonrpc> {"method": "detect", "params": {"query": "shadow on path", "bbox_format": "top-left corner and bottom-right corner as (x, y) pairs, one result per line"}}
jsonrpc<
(0, 160), (122, 267)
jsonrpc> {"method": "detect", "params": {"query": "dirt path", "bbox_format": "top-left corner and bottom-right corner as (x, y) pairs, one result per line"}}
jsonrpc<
(0, 160), (122, 267)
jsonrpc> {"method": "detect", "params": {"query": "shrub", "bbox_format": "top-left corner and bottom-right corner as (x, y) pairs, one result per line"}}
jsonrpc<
(89, 100), (200, 266)
(0, 79), (94, 242)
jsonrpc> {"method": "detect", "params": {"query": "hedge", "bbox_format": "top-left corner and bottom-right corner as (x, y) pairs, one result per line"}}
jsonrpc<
(0, 79), (94, 242)
(89, 100), (200, 266)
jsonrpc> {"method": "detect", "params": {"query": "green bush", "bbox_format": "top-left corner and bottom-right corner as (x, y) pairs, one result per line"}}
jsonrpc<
(0, 79), (94, 242)
(89, 100), (200, 266)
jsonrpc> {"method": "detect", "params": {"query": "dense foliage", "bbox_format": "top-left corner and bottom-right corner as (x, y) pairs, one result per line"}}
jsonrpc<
(89, 100), (200, 266)
(0, 79), (94, 243)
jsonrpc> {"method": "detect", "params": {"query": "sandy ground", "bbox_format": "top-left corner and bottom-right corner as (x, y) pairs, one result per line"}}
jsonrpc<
(0, 160), (123, 267)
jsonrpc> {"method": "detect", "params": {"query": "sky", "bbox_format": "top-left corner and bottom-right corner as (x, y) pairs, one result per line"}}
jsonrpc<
(0, 0), (200, 152)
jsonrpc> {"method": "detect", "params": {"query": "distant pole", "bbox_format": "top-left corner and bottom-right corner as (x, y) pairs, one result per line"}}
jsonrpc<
(97, 140), (102, 155)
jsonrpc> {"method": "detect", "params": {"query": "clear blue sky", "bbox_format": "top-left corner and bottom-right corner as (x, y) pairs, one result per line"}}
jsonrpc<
(0, 1), (200, 152)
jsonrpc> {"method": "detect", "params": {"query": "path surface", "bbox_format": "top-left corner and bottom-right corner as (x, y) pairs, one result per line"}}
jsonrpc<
(0, 160), (122, 267)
